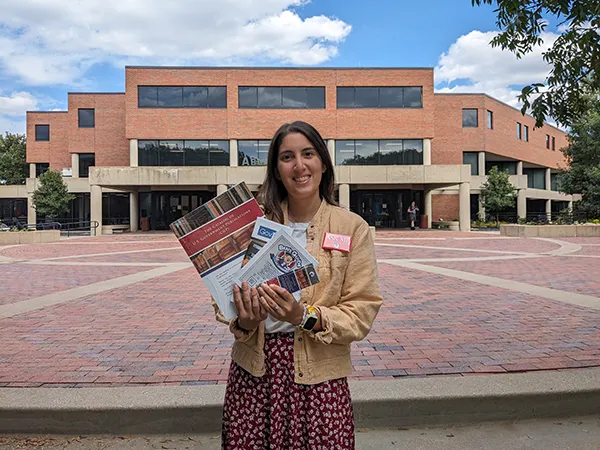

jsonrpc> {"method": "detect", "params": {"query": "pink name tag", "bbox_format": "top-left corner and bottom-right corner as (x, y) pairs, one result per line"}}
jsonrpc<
(322, 232), (352, 253)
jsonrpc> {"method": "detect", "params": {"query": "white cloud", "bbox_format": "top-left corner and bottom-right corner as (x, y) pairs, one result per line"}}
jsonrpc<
(434, 30), (557, 108)
(0, 0), (352, 86)
(0, 92), (36, 134)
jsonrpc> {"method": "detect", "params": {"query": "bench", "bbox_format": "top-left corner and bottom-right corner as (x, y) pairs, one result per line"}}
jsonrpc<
(102, 224), (130, 235)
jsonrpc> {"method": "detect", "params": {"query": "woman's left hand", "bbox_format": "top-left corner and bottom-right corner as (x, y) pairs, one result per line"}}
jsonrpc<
(258, 283), (304, 326)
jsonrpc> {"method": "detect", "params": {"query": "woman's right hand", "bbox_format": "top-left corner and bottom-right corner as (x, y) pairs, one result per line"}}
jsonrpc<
(234, 281), (267, 330)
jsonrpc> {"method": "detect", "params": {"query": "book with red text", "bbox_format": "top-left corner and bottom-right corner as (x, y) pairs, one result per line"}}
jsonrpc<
(170, 182), (264, 320)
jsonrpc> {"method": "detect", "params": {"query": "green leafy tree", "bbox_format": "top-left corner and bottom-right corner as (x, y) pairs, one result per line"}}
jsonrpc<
(559, 95), (600, 219)
(472, 0), (600, 128)
(31, 169), (74, 219)
(480, 165), (519, 225)
(0, 132), (27, 185)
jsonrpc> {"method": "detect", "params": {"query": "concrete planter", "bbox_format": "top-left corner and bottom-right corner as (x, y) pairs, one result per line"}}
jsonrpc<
(500, 224), (600, 238)
(0, 230), (61, 245)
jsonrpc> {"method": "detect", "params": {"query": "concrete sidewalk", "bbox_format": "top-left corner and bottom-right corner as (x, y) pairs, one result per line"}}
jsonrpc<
(1, 368), (599, 435)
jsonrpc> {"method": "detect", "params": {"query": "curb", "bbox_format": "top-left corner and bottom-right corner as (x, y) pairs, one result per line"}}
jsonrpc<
(1, 368), (599, 434)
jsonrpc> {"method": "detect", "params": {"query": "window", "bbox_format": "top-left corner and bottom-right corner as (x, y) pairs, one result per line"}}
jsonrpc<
(463, 152), (479, 176)
(238, 87), (325, 109)
(335, 139), (423, 165)
(238, 140), (270, 166)
(524, 125), (529, 142)
(138, 140), (230, 166)
(78, 109), (95, 128)
(138, 86), (226, 108)
(0, 198), (27, 222)
(551, 173), (562, 192)
(517, 123), (522, 140)
(487, 110), (493, 129)
(35, 163), (49, 177)
(485, 161), (517, 175)
(462, 109), (478, 127)
(78, 153), (95, 178)
(546, 134), (550, 149)
(336, 87), (422, 108)
(35, 124), (50, 141)
(552, 136), (556, 151)
(523, 168), (546, 189)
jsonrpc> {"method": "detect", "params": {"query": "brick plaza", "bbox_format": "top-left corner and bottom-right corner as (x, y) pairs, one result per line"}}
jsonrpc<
(0, 231), (599, 387)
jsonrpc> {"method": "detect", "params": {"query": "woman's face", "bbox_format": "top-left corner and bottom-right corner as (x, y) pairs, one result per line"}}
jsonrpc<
(276, 132), (324, 205)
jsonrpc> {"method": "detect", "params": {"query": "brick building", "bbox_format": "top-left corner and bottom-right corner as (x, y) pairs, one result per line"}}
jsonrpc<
(0, 67), (573, 233)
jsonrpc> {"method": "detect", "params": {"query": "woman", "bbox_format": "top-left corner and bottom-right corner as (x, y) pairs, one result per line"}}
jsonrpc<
(407, 200), (419, 230)
(221, 121), (383, 449)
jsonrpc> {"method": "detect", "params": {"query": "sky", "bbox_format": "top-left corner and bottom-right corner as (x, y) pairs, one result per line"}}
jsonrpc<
(0, 0), (562, 135)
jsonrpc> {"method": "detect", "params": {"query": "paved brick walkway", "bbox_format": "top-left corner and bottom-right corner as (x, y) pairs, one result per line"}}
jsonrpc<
(0, 231), (599, 387)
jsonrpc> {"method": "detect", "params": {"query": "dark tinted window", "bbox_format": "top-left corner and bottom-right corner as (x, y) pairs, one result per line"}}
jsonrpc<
(306, 87), (325, 108)
(485, 161), (517, 175)
(138, 140), (229, 167)
(207, 87), (227, 108)
(403, 87), (422, 107)
(238, 140), (270, 166)
(158, 87), (182, 107)
(138, 86), (158, 107)
(36, 163), (49, 177)
(487, 110), (493, 129)
(379, 140), (403, 165)
(462, 109), (478, 127)
(524, 168), (546, 189)
(78, 153), (95, 178)
(463, 152), (479, 176)
(552, 136), (555, 150)
(354, 88), (379, 108)
(379, 88), (403, 107)
(258, 87), (282, 108)
(335, 139), (424, 165)
(336, 88), (354, 108)
(524, 125), (529, 142)
(517, 123), (522, 139)
(282, 88), (307, 108)
(403, 140), (423, 165)
(546, 134), (550, 149)
(239, 87), (258, 108)
(183, 87), (207, 107)
(35, 124), (49, 141)
(78, 109), (95, 128)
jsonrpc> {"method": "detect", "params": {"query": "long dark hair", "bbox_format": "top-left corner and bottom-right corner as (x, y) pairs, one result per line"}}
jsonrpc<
(258, 121), (337, 224)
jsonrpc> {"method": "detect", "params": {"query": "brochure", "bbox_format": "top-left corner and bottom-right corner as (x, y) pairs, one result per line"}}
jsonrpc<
(170, 182), (264, 321)
(234, 228), (320, 294)
(241, 217), (293, 267)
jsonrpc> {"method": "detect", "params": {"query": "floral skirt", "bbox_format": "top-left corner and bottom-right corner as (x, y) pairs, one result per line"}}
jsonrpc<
(222, 333), (355, 450)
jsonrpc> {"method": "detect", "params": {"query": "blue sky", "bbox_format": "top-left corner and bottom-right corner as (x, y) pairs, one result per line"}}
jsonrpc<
(0, 0), (559, 134)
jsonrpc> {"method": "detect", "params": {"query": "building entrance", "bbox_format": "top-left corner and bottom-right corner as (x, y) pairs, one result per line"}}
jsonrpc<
(140, 191), (214, 230)
(350, 189), (422, 228)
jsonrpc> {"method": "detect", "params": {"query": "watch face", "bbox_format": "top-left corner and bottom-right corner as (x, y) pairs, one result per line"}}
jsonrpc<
(304, 316), (318, 331)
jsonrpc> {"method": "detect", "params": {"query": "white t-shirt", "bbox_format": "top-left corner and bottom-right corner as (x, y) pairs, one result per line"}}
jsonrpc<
(264, 221), (309, 334)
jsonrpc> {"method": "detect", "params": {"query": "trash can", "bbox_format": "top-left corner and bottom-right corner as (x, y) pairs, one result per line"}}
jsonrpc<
(419, 214), (428, 229)
(141, 217), (150, 232)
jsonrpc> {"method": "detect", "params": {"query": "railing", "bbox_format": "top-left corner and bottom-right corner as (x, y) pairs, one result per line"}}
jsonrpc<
(58, 220), (100, 237)
(474, 211), (588, 226)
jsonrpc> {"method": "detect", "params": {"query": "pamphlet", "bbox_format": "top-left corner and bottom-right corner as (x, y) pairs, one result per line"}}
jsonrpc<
(170, 182), (264, 320)
(241, 217), (293, 267)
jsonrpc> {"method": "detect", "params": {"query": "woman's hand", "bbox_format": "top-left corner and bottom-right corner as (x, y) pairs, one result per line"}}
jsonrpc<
(258, 283), (304, 326)
(234, 281), (267, 331)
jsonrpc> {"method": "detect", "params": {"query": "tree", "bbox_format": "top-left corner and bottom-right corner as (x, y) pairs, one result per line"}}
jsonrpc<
(558, 95), (600, 219)
(472, 0), (600, 128)
(31, 169), (74, 219)
(0, 132), (27, 185)
(480, 165), (519, 225)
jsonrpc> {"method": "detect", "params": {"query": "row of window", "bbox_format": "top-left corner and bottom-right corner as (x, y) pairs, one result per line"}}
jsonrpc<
(137, 86), (424, 109)
(137, 139), (425, 167)
(516, 122), (529, 142)
(462, 109), (493, 129)
(35, 110), (95, 141)
(35, 154), (96, 178)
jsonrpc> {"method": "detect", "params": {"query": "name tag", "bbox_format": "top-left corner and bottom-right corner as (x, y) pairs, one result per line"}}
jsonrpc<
(322, 232), (352, 253)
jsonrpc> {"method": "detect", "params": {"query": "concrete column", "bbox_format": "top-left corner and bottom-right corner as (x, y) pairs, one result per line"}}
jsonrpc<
(130, 192), (139, 232)
(478, 195), (485, 221)
(91, 185), (103, 236)
(423, 139), (432, 166)
(517, 190), (527, 218)
(327, 140), (336, 165)
(27, 195), (36, 225)
(29, 164), (36, 179)
(478, 152), (485, 176)
(229, 139), (238, 167)
(129, 139), (138, 167)
(339, 183), (350, 209)
(568, 200), (573, 212)
(546, 199), (552, 219)
(517, 161), (523, 176)
(545, 168), (551, 191)
(71, 154), (79, 178)
(217, 184), (228, 196)
(459, 182), (471, 232)
(424, 188), (432, 228)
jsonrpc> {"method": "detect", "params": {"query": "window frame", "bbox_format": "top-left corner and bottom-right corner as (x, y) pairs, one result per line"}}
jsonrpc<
(487, 110), (493, 129)
(78, 108), (95, 128)
(335, 139), (424, 166)
(463, 152), (479, 176)
(35, 163), (50, 177)
(137, 139), (230, 167)
(35, 124), (50, 141)
(336, 86), (423, 109)
(524, 125), (529, 142)
(137, 85), (227, 108)
(238, 86), (325, 109)
(78, 153), (96, 178)
(517, 122), (522, 140)
(462, 109), (479, 128)
(546, 134), (550, 149)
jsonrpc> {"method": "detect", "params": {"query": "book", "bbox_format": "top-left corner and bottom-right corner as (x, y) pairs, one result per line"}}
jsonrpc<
(170, 182), (264, 320)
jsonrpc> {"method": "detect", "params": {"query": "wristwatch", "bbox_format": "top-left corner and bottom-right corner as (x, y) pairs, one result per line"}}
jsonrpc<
(299, 305), (318, 332)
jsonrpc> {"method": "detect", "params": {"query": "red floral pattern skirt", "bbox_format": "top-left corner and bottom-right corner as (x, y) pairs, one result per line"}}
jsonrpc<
(222, 333), (355, 450)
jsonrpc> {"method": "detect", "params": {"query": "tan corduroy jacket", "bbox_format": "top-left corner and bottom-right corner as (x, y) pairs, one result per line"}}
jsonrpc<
(214, 199), (383, 385)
